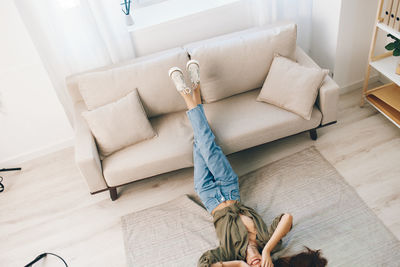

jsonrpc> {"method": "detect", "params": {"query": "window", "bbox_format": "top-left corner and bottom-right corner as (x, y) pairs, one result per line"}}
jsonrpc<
(134, 0), (169, 8)
(128, 0), (240, 30)
(57, 0), (80, 9)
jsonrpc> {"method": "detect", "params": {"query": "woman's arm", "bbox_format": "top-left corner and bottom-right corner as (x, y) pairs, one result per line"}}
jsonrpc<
(264, 213), (292, 253)
(211, 260), (248, 267)
(199, 247), (247, 267)
(261, 213), (293, 267)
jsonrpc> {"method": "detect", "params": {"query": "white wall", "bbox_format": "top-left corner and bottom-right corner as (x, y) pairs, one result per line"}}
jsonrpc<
(310, 0), (342, 75)
(0, 0), (73, 165)
(334, 0), (381, 89)
(311, 0), (384, 91)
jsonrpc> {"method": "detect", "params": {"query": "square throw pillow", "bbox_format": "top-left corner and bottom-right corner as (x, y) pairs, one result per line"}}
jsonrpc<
(256, 53), (329, 120)
(82, 88), (157, 157)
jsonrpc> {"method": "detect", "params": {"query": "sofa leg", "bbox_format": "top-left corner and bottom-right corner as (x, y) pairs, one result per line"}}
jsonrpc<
(109, 187), (118, 201)
(309, 128), (318, 140)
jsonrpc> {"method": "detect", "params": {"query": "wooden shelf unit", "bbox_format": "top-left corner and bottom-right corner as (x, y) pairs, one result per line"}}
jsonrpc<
(362, 0), (400, 128)
(366, 83), (400, 127)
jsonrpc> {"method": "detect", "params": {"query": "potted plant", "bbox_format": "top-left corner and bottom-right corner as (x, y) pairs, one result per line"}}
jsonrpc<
(385, 33), (400, 74)
(121, 0), (134, 26)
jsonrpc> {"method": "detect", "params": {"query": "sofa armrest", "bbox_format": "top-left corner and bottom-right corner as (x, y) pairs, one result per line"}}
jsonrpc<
(295, 46), (339, 125)
(315, 75), (340, 125)
(74, 101), (108, 193)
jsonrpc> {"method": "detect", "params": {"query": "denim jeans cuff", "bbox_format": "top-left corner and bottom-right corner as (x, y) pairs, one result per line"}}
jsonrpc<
(185, 103), (203, 116)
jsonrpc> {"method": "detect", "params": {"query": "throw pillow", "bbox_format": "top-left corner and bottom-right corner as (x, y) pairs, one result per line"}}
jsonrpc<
(82, 88), (157, 157)
(256, 53), (329, 120)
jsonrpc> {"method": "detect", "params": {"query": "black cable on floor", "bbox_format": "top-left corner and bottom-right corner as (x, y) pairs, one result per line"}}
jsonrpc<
(24, 252), (68, 267)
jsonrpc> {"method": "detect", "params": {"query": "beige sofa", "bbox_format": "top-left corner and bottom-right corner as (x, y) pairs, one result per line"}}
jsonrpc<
(66, 22), (339, 200)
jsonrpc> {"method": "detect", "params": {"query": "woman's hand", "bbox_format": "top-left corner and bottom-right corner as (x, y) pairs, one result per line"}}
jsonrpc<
(211, 260), (250, 267)
(261, 249), (274, 267)
(260, 213), (293, 267)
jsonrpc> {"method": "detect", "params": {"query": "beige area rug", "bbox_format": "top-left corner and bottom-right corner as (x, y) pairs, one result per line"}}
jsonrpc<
(121, 146), (400, 266)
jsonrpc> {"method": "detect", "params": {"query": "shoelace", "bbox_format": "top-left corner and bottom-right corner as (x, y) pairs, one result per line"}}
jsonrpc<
(183, 87), (192, 94)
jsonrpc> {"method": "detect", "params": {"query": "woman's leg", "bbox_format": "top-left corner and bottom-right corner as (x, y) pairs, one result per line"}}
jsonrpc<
(180, 91), (197, 110)
(193, 141), (215, 192)
(186, 104), (238, 184)
(193, 141), (223, 213)
(192, 83), (202, 105)
(174, 75), (239, 211)
(174, 74), (237, 184)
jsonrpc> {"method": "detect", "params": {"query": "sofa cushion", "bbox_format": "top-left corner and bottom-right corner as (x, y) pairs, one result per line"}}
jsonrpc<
(184, 23), (297, 104)
(77, 47), (189, 118)
(202, 88), (322, 155)
(102, 110), (194, 187)
(82, 89), (157, 157)
(257, 53), (329, 120)
(102, 88), (322, 187)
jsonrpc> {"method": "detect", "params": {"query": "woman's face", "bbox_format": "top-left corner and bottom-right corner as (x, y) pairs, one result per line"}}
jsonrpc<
(246, 243), (262, 267)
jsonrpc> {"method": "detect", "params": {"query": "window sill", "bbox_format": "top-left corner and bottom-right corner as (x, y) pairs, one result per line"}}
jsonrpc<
(127, 0), (240, 31)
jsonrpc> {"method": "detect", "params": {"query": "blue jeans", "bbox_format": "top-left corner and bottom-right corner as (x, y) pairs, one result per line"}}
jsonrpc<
(186, 104), (240, 214)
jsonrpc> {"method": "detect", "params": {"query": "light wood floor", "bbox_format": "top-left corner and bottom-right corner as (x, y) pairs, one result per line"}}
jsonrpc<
(1, 84), (399, 267)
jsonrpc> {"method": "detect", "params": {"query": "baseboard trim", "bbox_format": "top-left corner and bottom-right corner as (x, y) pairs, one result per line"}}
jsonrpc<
(0, 138), (74, 167)
(339, 74), (380, 95)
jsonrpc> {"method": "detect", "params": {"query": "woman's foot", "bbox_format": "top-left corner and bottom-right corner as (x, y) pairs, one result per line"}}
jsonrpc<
(168, 67), (191, 95)
(186, 60), (202, 105)
(168, 67), (197, 110)
(186, 59), (200, 85)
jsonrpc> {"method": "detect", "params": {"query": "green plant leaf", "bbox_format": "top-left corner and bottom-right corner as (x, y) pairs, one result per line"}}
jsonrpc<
(385, 42), (396, 50)
(394, 48), (400, 56)
(387, 33), (399, 41)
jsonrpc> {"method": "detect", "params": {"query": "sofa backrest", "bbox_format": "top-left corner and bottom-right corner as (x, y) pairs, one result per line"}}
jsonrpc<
(66, 21), (297, 118)
(184, 22), (297, 103)
(66, 47), (190, 118)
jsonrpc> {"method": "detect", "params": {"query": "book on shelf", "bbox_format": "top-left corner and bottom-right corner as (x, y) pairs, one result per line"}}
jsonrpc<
(395, 0), (400, 31)
(390, 0), (400, 27)
(384, 0), (394, 25)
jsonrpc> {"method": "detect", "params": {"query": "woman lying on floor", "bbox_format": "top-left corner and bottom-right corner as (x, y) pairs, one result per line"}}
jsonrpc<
(168, 61), (327, 267)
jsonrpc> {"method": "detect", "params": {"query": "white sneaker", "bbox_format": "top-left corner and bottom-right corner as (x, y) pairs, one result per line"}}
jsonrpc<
(186, 59), (200, 86)
(168, 67), (191, 94)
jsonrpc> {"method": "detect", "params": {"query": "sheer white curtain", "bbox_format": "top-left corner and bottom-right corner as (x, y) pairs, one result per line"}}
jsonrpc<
(250, 0), (313, 53)
(14, 0), (135, 123)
